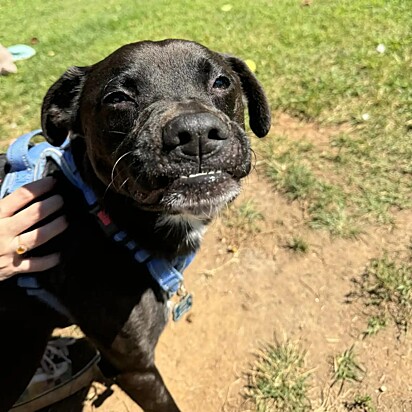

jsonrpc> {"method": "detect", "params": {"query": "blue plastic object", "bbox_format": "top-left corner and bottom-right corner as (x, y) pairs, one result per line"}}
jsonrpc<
(7, 44), (36, 61)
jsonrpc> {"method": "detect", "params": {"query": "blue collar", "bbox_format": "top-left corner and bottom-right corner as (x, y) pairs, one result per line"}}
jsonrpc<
(1, 129), (195, 297)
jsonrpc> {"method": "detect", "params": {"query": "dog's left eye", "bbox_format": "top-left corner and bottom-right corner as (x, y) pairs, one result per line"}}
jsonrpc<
(103, 91), (133, 105)
(212, 76), (231, 90)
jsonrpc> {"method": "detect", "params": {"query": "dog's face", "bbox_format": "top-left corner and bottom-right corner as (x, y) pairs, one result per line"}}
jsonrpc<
(41, 39), (270, 218)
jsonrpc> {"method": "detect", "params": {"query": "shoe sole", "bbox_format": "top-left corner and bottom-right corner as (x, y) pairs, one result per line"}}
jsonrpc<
(10, 352), (100, 412)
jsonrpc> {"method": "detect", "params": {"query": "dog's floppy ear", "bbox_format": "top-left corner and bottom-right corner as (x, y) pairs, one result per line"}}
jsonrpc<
(223, 55), (271, 138)
(41, 66), (89, 146)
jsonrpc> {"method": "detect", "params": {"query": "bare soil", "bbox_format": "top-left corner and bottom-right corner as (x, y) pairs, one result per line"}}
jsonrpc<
(47, 114), (412, 412)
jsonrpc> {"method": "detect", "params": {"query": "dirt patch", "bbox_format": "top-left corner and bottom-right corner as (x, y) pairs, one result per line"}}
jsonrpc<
(47, 118), (412, 412)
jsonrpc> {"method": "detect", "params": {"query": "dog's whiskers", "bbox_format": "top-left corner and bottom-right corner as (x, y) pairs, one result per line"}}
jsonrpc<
(118, 178), (130, 191)
(111, 152), (132, 182)
(100, 152), (133, 199)
(107, 130), (127, 136)
(103, 151), (133, 195)
(104, 176), (130, 199)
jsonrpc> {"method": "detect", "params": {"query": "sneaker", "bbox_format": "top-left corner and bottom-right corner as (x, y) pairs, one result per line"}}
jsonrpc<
(11, 337), (101, 412)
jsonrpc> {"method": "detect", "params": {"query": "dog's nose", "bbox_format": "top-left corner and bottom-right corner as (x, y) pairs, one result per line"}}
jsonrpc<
(163, 112), (229, 156)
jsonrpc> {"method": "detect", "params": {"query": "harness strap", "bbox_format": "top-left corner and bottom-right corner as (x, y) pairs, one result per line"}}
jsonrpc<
(1, 130), (196, 314)
(0, 129), (44, 198)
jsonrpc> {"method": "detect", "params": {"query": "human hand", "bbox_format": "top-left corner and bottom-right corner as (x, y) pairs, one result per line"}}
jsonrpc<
(0, 176), (68, 280)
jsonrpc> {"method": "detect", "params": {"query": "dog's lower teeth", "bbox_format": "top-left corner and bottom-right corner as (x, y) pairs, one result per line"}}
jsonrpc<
(180, 171), (222, 179)
(189, 173), (205, 178)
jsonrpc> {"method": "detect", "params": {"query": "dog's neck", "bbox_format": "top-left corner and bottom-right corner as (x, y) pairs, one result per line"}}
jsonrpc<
(103, 193), (208, 258)
(155, 213), (208, 252)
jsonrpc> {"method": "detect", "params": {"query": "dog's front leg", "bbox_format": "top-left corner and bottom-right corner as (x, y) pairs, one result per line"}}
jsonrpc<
(115, 366), (181, 412)
(85, 297), (181, 412)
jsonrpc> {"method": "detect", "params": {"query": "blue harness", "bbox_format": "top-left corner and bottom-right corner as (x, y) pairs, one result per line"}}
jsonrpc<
(1, 130), (195, 321)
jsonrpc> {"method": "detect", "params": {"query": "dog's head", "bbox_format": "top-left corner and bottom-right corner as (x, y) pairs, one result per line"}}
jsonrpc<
(41, 39), (270, 220)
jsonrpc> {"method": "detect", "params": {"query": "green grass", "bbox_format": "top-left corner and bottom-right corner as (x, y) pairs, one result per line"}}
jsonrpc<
(364, 315), (387, 337)
(245, 340), (312, 412)
(286, 236), (309, 254)
(350, 255), (412, 335)
(222, 199), (264, 243)
(262, 138), (360, 237)
(344, 394), (377, 412)
(1, 1), (411, 235)
(331, 345), (365, 394)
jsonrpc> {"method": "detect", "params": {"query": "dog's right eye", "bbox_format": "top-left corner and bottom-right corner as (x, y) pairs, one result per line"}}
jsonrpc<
(103, 91), (133, 105)
(212, 76), (231, 90)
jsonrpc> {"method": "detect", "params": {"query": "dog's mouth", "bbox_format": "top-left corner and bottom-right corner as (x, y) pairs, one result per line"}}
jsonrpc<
(104, 106), (251, 217)
(131, 170), (241, 216)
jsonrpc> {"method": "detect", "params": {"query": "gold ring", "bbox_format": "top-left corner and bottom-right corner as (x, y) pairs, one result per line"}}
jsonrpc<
(16, 238), (28, 255)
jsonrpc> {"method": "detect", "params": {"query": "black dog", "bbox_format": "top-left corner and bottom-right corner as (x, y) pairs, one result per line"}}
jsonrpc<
(0, 39), (270, 412)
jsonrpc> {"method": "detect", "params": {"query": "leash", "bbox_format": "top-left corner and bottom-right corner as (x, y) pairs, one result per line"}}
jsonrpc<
(1, 130), (194, 321)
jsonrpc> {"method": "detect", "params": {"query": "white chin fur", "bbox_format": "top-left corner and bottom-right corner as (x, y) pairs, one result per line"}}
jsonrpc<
(155, 214), (207, 248)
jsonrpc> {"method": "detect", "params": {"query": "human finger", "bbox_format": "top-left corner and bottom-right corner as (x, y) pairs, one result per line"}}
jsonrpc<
(15, 215), (68, 252)
(0, 177), (57, 218)
(14, 253), (62, 273)
(9, 194), (65, 235)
